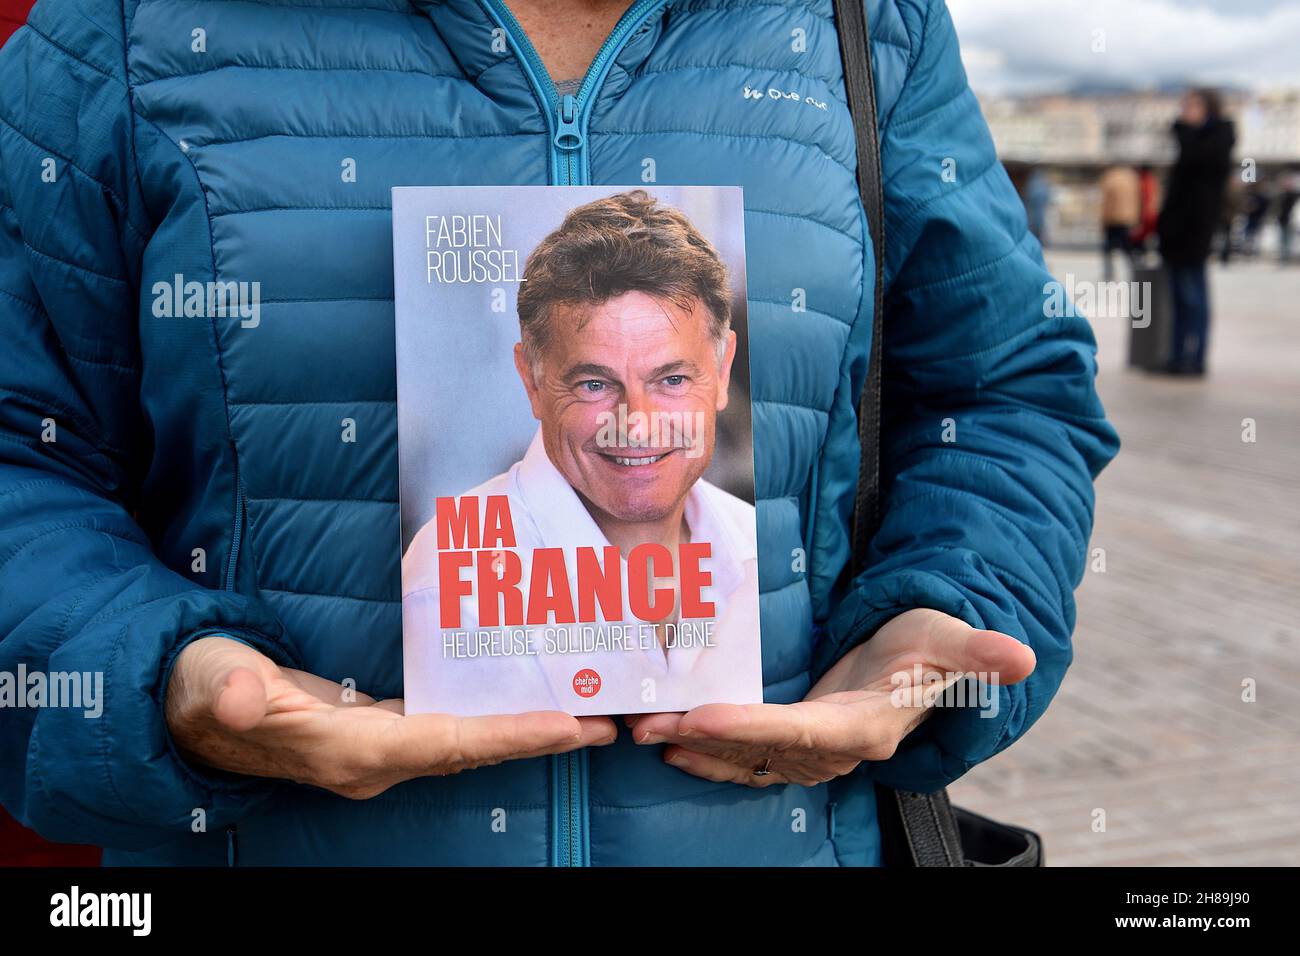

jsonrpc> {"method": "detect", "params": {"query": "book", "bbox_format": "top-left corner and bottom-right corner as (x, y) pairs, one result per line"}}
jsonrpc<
(392, 185), (762, 717)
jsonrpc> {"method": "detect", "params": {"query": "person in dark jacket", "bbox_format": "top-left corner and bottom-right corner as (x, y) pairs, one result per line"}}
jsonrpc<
(1156, 88), (1236, 376)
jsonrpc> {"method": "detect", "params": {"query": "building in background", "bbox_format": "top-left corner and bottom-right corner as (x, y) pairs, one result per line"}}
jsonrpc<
(984, 88), (1300, 250)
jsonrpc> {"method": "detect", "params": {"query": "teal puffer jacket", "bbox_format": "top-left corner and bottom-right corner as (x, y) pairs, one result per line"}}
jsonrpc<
(0, 0), (1118, 865)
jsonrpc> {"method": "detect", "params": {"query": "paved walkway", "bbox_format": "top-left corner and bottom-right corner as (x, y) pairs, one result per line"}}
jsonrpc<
(947, 251), (1300, 866)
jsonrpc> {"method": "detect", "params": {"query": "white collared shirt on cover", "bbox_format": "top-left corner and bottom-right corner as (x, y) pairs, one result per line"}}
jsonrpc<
(401, 427), (761, 716)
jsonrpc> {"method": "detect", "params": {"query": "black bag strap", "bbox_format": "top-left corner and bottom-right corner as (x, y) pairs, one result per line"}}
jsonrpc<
(832, 0), (964, 868)
(836, 0), (886, 573)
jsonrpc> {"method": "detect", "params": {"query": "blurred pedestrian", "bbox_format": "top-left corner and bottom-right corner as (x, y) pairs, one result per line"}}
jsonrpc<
(1157, 88), (1235, 376)
(1241, 180), (1271, 258)
(1130, 164), (1161, 255)
(1027, 167), (1053, 247)
(1100, 164), (1140, 281)
(1217, 176), (1243, 266)
(1277, 167), (1300, 264)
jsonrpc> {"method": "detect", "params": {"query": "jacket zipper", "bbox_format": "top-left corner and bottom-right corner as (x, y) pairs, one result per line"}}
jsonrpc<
(475, 0), (668, 867)
(224, 466), (245, 592)
(479, 0), (668, 187)
(223, 464), (245, 865)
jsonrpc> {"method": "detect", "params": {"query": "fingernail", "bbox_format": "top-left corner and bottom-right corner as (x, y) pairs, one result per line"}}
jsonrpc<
(667, 753), (690, 769)
(678, 727), (695, 737)
(638, 731), (665, 744)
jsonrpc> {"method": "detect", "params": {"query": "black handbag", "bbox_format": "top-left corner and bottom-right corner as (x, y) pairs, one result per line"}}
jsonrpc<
(831, 0), (1044, 868)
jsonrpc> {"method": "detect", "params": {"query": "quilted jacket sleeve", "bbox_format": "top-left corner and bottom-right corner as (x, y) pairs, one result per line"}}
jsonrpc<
(813, 0), (1120, 793)
(0, 1), (299, 849)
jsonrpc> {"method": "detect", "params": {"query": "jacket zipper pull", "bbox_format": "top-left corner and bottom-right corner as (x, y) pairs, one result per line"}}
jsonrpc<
(554, 94), (583, 151)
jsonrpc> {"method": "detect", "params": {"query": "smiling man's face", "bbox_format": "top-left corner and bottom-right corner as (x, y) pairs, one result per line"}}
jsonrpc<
(515, 290), (736, 529)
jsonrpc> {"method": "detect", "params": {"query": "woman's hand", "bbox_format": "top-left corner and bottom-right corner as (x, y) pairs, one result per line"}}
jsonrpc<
(626, 608), (1036, 787)
(165, 636), (617, 799)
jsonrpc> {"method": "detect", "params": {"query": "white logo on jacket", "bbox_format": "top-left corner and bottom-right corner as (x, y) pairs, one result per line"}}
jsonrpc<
(742, 85), (829, 110)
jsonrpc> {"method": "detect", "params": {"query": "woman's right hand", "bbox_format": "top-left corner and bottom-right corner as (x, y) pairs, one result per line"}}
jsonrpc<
(164, 636), (616, 799)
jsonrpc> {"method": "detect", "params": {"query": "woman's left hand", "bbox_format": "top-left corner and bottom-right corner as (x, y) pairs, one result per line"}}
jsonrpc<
(626, 608), (1036, 787)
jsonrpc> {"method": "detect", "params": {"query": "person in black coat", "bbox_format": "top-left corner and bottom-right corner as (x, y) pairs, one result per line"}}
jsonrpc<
(1157, 88), (1236, 376)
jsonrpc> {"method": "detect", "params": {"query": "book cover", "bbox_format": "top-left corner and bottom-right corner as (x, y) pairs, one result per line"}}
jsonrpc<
(393, 185), (762, 717)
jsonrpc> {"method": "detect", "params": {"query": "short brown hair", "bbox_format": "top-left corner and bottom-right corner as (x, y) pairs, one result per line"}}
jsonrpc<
(517, 189), (731, 363)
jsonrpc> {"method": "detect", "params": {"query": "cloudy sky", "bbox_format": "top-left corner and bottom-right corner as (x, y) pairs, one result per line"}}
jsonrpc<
(946, 0), (1300, 94)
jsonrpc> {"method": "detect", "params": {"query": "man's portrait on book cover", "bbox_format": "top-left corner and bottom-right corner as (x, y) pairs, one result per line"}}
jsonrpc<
(394, 186), (763, 716)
